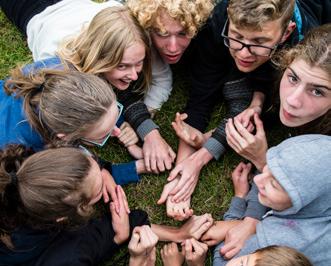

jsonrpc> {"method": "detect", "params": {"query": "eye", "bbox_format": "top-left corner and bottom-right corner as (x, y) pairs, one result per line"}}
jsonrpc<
(117, 64), (126, 70)
(311, 88), (325, 97)
(153, 29), (169, 37)
(287, 74), (298, 84)
(136, 60), (144, 67)
(178, 31), (187, 37)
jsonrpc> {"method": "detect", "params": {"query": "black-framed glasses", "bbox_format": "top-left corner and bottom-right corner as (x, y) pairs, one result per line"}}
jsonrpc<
(81, 101), (124, 147)
(221, 19), (278, 57)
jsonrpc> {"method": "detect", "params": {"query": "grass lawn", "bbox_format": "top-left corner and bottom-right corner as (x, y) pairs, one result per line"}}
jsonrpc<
(0, 7), (287, 266)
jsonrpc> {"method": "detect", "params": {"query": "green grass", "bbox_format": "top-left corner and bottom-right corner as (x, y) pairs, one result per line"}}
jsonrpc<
(0, 7), (287, 266)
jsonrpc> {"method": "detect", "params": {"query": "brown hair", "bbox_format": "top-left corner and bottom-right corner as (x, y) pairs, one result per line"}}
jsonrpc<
(127, 0), (214, 38)
(273, 24), (331, 135)
(58, 6), (151, 93)
(254, 245), (313, 266)
(4, 68), (116, 143)
(227, 0), (295, 31)
(0, 145), (94, 248)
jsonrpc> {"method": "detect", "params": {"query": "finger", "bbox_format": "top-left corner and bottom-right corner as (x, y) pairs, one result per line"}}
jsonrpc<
(109, 185), (120, 214)
(246, 121), (255, 133)
(220, 241), (235, 255)
(178, 113), (188, 121)
(242, 162), (252, 177)
(167, 165), (182, 182)
(119, 185), (130, 214)
(225, 123), (241, 152)
(102, 184), (109, 203)
(203, 239), (217, 246)
(227, 119), (247, 147)
(183, 184), (195, 201)
(144, 152), (151, 172)
(224, 246), (241, 260)
(233, 117), (255, 142)
(190, 238), (204, 254)
(157, 186), (171, 205)
(185, 239), (193, 260)
(128, 231), (141, 249)
(150, 155), (158, 173)
(172, 180), (192, 202)
(168, 147), (176, 163)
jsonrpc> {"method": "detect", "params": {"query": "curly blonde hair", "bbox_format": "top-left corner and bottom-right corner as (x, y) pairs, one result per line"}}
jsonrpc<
(127, 0), (214, 38)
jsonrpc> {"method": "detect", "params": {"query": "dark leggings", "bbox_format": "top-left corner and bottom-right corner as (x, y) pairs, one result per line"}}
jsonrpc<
(32, 210), (149, 266)
(0, 0), (62, 34)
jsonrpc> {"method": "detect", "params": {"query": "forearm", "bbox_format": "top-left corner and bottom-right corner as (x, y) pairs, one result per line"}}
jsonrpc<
(151, 224), (183, 243)
(249, 91), (265, 110)
(176, 140), (197, 164)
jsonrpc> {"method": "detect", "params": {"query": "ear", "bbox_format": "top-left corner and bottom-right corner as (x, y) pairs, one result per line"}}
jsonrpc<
(280, 21), (296, 44)
(56, 133), (66, 139)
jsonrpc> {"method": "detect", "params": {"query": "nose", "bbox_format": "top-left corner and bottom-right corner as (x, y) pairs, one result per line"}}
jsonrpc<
(166, 35), (179, 53)
(111, 126), (121, 137)
(253, 172), (266, 191)
(237, 46), (253, 57)
(128, 67), (138, 81)
(286, 86), (304, 109)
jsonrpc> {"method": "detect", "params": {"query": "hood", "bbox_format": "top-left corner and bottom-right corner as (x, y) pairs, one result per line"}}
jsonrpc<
(266, 134), (331, 218)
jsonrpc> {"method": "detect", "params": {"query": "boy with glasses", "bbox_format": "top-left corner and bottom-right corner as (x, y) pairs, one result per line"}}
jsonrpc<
(160, 0), (326, 236)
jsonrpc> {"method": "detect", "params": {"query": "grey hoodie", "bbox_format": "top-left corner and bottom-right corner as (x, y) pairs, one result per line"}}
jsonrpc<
(256, 134), (331, 266)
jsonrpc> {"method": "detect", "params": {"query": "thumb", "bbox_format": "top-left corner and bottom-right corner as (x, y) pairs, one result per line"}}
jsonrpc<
(157, 186), (170, 205)
(167, 166), (181, 181)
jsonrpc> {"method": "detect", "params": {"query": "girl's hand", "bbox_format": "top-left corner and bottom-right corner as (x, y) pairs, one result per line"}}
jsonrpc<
(231, 162), (252, 198)
(172, 112), (206, 149)
(118, 122), (139, 147)
(226, 113), (267, 171)
(111, 186), (130, 244)
(161, 242), (185, 266)
(179, 214), (213, 241)
(183, 238), (208, 266)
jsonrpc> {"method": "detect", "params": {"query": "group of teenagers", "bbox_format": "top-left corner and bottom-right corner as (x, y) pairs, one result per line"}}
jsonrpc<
(0, 0), (330, 265)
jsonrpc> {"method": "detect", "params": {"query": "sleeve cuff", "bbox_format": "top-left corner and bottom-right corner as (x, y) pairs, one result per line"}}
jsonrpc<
(136, 119), (159, 140)
(223, 196), (247, 220)
(203, 137), (227, 160)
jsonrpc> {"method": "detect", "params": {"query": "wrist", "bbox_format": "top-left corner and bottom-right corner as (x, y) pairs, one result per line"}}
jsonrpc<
(243, 217), (259, 227)
(193, 147), (213, 166)
(129, 256), (147, 266)
(144, 128), (159, 141)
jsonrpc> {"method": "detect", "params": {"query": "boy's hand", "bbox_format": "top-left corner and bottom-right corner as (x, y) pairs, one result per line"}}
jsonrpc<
(184, 238), (208, 266)
(161, 242), (185, 266)
(231, 162), (252, 198)
(180, 214), (213, 241)
(111, 186), (130, 244)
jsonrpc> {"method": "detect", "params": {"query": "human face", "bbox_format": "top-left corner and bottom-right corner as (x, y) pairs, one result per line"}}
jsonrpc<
(84, 157), (104, 205)
(104, 42), (145, 90)
(254, 165), (292, 211)
(279, 59), (331, 127)
(226, 18), (285, 72)
(225, 253), (257, 266)
(82, 102), (121, 146)
(150, 11), (191, 64)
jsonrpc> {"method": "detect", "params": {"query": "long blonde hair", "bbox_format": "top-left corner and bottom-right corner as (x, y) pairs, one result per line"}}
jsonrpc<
(58, 6), (152, 93)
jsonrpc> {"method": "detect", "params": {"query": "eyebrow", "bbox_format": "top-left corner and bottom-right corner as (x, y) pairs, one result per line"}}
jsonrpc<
(229, 28), (273, 43)
(288, 67), (331, 91)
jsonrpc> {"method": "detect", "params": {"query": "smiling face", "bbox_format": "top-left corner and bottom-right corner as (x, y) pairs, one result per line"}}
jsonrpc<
(150, 10), (191, 64)
(103, 41), (145, 90)
(82, 102), (121, 145)
(254, 165), (292, 211)
(279, 59), (331, 127)
(227, 18), (285, 72)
